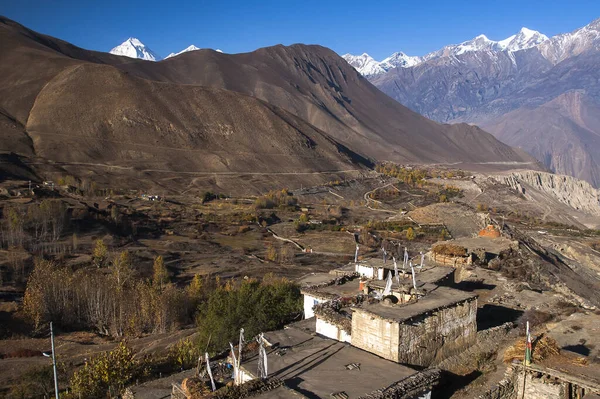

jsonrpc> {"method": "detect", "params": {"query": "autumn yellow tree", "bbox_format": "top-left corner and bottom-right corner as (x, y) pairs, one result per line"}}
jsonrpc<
(92, 239), (108, 268)
(69, 342), (137, 398)
(152, 255), (169, 289)
(406, 227), (416, 241)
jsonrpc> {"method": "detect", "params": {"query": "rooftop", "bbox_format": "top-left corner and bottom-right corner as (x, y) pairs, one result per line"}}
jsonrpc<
(440, 236), (514, 255)
(240, 323), (424, 398)
(354, 286), (477, 323)
(367, 265), (454, 290)
(299, 273), (362, 300)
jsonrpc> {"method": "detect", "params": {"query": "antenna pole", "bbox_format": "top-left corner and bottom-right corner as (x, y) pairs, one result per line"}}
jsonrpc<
(50, 322), (59, 399)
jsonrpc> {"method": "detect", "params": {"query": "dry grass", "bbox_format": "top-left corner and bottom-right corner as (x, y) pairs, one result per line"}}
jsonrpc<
(432, 243), (468, 257)
(503, 335), (560, 364)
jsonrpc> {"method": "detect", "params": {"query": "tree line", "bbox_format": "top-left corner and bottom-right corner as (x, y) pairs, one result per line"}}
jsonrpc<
(23, 244), (302, 341)
(1, 200), (69, 249)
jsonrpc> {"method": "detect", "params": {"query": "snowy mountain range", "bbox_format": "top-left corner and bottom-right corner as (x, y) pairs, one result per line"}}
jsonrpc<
(109, 38), (162, 61)
(166, 45), (201, 59)
(367, 17), (600, 187)
(343, 27), (549, 76)
(110, 38), (225, 61)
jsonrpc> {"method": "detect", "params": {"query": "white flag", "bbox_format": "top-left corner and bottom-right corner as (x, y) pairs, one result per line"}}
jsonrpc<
(355, 245), (359, 263)
(410, 261), (417, 291)
(383, 271), (393, 296)
(393, 257), (399, 283)
(419, 251), (425, 269)
(257, 333), (268, 378)
(238, 328), (245, 371)
(206, 353), (216, 391)
(229, 342), (238, 384)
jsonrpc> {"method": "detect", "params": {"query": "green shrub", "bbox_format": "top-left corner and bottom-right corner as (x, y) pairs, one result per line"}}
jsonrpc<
(196, 277), (301, 352)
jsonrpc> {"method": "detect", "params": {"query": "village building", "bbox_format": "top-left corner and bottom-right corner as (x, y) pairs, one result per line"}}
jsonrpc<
(350, 286), (477, 367)
(481, 359), (600, 399)
(237, 320), (441, 399)
(298, 258), (477, 367)
(428, 236), (516, 267)
(299, 272), (361, 319)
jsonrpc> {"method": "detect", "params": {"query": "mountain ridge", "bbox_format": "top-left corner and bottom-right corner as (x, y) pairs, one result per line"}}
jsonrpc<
(364, 17), (600, 187)
(343, 26), (549, 76)
(0, 15), (538, 193)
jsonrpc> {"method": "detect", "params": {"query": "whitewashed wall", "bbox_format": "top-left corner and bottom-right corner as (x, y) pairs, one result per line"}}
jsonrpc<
(303, 294), (326, 319)
(316, 317), (351, 343)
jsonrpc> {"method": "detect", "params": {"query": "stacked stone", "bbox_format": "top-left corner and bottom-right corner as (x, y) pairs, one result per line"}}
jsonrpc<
(357, 369), (441, 399)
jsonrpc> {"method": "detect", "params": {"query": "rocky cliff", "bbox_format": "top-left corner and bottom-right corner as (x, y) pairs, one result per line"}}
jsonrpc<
(495, 170), (600, 216)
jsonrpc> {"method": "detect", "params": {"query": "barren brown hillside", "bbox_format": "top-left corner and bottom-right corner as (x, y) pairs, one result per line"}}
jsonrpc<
(0, 16), (537, 193)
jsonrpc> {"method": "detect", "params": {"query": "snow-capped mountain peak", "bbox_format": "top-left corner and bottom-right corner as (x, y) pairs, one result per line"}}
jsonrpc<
(342, 53), (386, 76)
(165, 44), (201, 59)
(539, 18), (600, 64)
(497, 27), (549, 51)
(380, 52), (423, 69)
(109, 37), (161, 61)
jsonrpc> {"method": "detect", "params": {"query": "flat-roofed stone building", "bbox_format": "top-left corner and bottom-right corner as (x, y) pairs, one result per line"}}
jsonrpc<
(351, 286), (477, 367)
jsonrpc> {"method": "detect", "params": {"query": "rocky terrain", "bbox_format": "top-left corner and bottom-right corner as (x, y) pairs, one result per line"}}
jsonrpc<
(493, 170), (600, 217)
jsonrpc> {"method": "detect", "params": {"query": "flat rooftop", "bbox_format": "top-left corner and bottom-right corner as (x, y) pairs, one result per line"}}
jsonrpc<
(299, 273), (362, 299)
(354, 286), (477, 323)
(441, 237), (514, 255)
(241, 323), (420, 398)
(367, 265), (454, 290)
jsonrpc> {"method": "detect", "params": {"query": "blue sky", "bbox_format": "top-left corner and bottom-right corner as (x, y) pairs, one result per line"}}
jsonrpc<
(2, 0), (599, 60)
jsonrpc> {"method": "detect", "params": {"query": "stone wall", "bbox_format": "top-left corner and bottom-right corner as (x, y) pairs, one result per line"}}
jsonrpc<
(514, 372), (564, 399)
(358, 368), (441, 399)
(351, 298), (477, 366)
(429, 252), (472, 267)
(351, 310), (400, 362)
(396, 298), (477, 366)
(475, 379), (516, 399)
(436, 322), (515, 372)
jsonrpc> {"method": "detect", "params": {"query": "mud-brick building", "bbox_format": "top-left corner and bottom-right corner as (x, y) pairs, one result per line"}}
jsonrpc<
(351, 286), (478, 367)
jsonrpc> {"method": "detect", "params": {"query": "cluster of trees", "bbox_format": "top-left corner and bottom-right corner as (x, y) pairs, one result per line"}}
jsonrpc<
(197, 275), (302, 351)
(56, 175), (100, 197)
(363, 219), (415, 232)
(67, 342), (138, 398)
(436, 185), (462, 203)
(376, 163), (429, 186)
(0, 200), (69, 249)
(265, 244), (295, 263)
(22, 245), (302, 346)
(201, 191), (226, 204)
(23, 252), (191, 337)
(254, 189), (298, 210)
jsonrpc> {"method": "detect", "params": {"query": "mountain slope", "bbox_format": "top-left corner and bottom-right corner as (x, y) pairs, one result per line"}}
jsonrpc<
(366, 18), (600, 186)
(0, 16), (537, 193)
(481, 92), (600, 186)
(0, 16), (371, 192)
(110, 42), (536, 167)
